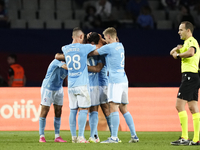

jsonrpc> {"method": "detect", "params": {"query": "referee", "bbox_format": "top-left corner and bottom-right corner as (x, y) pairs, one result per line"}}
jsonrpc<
(170, 21), (200, 146)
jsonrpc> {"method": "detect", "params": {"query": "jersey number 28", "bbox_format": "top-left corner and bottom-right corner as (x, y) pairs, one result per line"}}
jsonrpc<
(66, 55), (81, 70)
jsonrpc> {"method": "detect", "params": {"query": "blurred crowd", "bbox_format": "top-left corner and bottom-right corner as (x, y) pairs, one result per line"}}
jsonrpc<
(1, 0), (200, 30)
(81, 0), (200, 30)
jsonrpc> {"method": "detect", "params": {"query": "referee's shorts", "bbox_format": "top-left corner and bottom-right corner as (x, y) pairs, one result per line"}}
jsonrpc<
(177, 72), (200, 101)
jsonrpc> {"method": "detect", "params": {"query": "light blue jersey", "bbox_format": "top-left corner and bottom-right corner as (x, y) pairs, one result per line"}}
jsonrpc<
(41, 59), (68, 91)
(97, 42), (128, 83)
(98, 55), (108, 86)
(62, 43), (96, 88)
(87, 55), (102, 87)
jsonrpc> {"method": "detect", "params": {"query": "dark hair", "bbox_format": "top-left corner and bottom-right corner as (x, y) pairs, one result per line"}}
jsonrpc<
(87, 32), (100, 44)
(181, 21), (194, 33)
(8, 54), (17, 61)
(83, 34), (88, 44)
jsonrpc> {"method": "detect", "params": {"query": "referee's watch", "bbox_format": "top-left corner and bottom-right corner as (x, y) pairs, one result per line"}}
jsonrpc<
(177, 53), (180, 59)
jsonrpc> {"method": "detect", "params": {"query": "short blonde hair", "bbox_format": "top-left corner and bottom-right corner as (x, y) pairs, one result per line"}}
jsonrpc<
(103, 27), (117, 39)
(72, 27), (84, 37)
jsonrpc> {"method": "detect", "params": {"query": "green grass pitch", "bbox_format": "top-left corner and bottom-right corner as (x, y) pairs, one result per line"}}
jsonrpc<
(0, 131), (199, 150)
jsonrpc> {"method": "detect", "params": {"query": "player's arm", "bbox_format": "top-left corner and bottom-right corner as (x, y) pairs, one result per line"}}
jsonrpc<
(176, 47), (196, 58)
(172, 46), (196, 59)
(55, 53), (65, 61)
(98, 34), (107, 45)
(88, 62), (104, 73)
(61, 64), (68, 70)
(88, 49), (100, 56)
(170, 45), (182, 55)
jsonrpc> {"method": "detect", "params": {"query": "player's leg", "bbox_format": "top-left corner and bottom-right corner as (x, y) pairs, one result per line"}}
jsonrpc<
(119, 104), (138, 143)
(39, 105), (50, 142)
(53, 104), (66, 142)
(99, 85), (111, 134)
(101, 102), (120, 143)
(101, 83), (121, 143)
(68, 88), (79, 143)
(69, 108), (78, 143)
(89, 105), (99, 143)
(171, 98), (189, 145)
(77, 107), (89, 143)
(39, 87), (52, 142)
(77, 85), (91, 143)
(120, 82), (138, 143)
(188, 100), (200, 145)
(53, 87), (66, 142)
(171, 73), (199, 146)
(100, 103), (111, 133)
(110, 102), (120, 137)
(88, 86), (100, 143)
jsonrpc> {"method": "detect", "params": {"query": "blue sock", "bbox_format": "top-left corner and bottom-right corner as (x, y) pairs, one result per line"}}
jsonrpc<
(69, 109), (78, 137)
(110, 112), (119, 137)
(123, 112), (136, 136)
(54, 117), (61, 135)
(78, 109), (88, 137)
(106, 115), (111, 134)
(39, 117), (46, 136)
(89, 111), (98, 138)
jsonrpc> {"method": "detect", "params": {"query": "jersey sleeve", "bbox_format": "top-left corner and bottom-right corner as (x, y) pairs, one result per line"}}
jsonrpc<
(61, 45), (66, 53)
(97, 45), (109, 55)
(85, 44), (96, 54)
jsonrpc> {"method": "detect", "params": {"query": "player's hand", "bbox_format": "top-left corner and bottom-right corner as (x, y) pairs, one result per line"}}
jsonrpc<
(177, 45), (183, 50)
(170, 47), (177, 55)
(87, 32), (92, 39)
(61, 64), (68, 70)
(172, 51), (178, 59)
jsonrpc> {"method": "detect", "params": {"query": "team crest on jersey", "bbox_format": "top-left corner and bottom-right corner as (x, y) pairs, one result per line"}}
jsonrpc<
(44, 98), (47, 102)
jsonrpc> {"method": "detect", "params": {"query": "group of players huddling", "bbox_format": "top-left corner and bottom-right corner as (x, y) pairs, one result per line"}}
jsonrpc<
(38, 27), (139, 143)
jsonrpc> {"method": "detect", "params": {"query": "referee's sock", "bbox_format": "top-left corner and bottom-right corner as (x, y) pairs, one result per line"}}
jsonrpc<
(178, 111), (188, 140)
(69, 109), (78, 137)
(39, 117), (46, 137)
(89, 111), (98, 138)
(78, 109), (88, 137)
(192, 113), (200, 142)
(123, 112), (136, 136)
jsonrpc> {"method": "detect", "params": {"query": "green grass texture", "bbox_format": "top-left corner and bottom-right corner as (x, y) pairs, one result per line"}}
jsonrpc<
(0, 131), (199, 150)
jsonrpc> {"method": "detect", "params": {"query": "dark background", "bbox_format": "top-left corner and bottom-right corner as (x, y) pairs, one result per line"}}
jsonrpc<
(1, 28), (199, 87)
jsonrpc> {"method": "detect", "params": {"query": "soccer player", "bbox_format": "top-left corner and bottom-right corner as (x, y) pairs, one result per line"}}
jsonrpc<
(86, 32), (109, 143)
(170, 21), (200, 146)
(89, 27), (139, 143)
(39, 59), (68, 143)
(56, 27), (96, 143)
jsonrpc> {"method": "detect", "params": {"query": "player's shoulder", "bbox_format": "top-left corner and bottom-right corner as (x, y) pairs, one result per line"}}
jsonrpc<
(188, 37), (197, 43)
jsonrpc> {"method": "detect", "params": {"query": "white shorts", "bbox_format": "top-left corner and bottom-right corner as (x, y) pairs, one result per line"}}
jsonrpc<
(41, 87), (64, 107)
(107, 82), (128, 104)
(90, 86), (100, 106)
(68, 85), (91, 109)
(99, 86), (108, 104)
